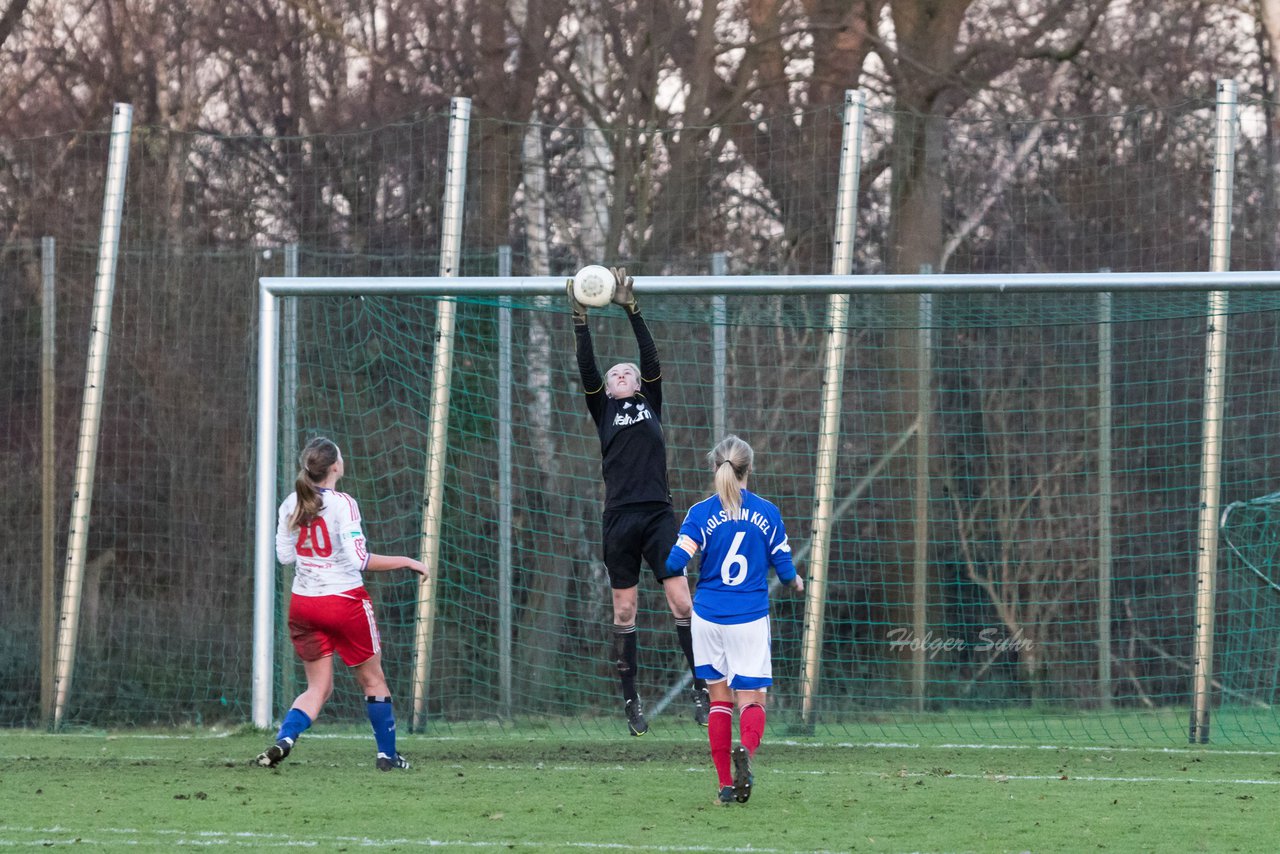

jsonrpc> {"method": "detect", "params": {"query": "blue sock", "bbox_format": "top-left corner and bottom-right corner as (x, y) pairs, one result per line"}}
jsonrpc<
(366, 696), (397, 757)
(276, 708), (312, 744)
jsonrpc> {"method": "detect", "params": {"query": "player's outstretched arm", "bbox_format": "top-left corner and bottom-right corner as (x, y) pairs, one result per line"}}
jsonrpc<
(365, 553), (429, 577)
(572, 300), (605, 402)
(566, 278), (588, 325)
(612, 268), (660, 383)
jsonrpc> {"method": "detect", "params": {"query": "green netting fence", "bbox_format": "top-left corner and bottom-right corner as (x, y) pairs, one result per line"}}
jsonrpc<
(1218, 492), (1280, 716)
(4, 94), (1280, 745)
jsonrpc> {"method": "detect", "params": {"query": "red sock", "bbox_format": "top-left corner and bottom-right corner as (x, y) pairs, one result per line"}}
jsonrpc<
(708, 701), (734, 787)
(739, 702), (765, 756)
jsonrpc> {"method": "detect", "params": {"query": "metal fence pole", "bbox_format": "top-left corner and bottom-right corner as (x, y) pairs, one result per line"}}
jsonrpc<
(413, 96), (471, 731)
(913, 271), (933, 712)
(800, 89), (864, 728)
(1190, 79), (1238, 743)
(1097, 288), (1114, 709)
(710, 251), (728, 441)
(278, 244), (300, 711)
(40, 236), (57, 726)
(54, 104), (133, 727)
(497, 245), (514, 719)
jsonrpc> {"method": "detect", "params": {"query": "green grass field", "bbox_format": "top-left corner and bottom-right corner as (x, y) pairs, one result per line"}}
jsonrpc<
(1, 723), (1278, 852)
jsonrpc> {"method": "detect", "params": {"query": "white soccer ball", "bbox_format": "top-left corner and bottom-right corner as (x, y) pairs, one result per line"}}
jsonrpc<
(572, 264), (616, 308)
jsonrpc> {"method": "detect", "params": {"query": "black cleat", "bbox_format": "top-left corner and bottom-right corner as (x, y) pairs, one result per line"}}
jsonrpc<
(717, 785), (735, 804)
(731, 744), (753, 803)
(376, 753), (410, 771)
(255, 738), (292, 768)
(692, 686), (711, 726)
(624, 698), (649, 736)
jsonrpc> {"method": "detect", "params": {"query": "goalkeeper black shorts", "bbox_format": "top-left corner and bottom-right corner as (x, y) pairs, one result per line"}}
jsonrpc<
(602, 503), (680, 589)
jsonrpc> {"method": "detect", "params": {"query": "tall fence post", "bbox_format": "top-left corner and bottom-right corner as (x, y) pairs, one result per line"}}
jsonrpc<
(913, 268), (934, 712)
(278, 244), (300, 710)
(800, 89), (864, 729)
(54, 104), (133, 727)
(413, 96), (471, 731)
(40, 236), (57, 726)
(1097, 287), (1114, 710)
(281, 244), (299, 462)
(497, 244), (514, 719)
(1189, 79), (1238, 743)
(710, 251), (728, 441)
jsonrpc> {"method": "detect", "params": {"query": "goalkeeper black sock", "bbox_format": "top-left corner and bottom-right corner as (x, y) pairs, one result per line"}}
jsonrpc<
(674, 618), (699, 683)
(613, 624), (638, 703)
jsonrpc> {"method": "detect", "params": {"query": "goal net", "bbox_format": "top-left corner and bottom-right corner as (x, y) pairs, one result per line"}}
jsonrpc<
(255, 276), (1280, 743)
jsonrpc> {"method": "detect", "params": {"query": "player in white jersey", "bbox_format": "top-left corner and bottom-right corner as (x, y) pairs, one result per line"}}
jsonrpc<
(666, 435), (804, 804)
(255, 436), (428, 772)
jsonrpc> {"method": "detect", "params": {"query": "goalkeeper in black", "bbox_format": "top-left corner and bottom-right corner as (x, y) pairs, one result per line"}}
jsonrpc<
(570, 266), (709, 735)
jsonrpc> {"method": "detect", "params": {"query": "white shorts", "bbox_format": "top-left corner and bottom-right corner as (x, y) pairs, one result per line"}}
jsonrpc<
(691, 611), (772, 691)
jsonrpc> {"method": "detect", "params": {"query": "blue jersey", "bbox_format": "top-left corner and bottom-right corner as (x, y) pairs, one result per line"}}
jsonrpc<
(667, 489), (797, 625)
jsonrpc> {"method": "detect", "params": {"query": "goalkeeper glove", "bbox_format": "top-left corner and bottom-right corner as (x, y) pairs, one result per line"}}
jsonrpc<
(566, 278), (588, 324)
(610, 266), (639, 314)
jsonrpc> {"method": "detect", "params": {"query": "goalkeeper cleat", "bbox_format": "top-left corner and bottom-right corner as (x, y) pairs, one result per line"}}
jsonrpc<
(692, 686), (711, 727)
(717, 785), (735, 804)
(376, 752), (410, 771)
(255, 738), (292, 768)
(731, 744), (753, 803)
(624, 698), (649, 736)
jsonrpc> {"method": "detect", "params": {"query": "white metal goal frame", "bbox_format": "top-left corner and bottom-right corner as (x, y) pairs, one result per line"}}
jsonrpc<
(254, 269), (1280, 741)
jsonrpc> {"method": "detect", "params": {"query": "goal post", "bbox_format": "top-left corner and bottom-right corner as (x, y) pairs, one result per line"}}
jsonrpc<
(252, 269), (1280, 737)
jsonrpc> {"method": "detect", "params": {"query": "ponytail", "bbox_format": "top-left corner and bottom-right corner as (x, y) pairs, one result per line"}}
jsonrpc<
(714, 460), (743, 520)
(289, 437), (340, 530)
(708, 434), (753, 520)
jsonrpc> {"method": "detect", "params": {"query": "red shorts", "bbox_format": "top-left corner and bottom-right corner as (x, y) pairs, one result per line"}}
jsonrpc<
(288, 586), (381, 666)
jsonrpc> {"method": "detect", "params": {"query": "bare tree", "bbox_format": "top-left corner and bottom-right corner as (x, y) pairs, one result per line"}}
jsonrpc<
(0, 0), (29, 50)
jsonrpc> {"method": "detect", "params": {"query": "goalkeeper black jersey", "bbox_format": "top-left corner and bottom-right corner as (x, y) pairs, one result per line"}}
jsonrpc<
(574, 311), (672, 511)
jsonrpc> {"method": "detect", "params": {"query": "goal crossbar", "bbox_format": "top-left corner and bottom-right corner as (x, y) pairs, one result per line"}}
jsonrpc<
(260, 270), (1280, 299)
